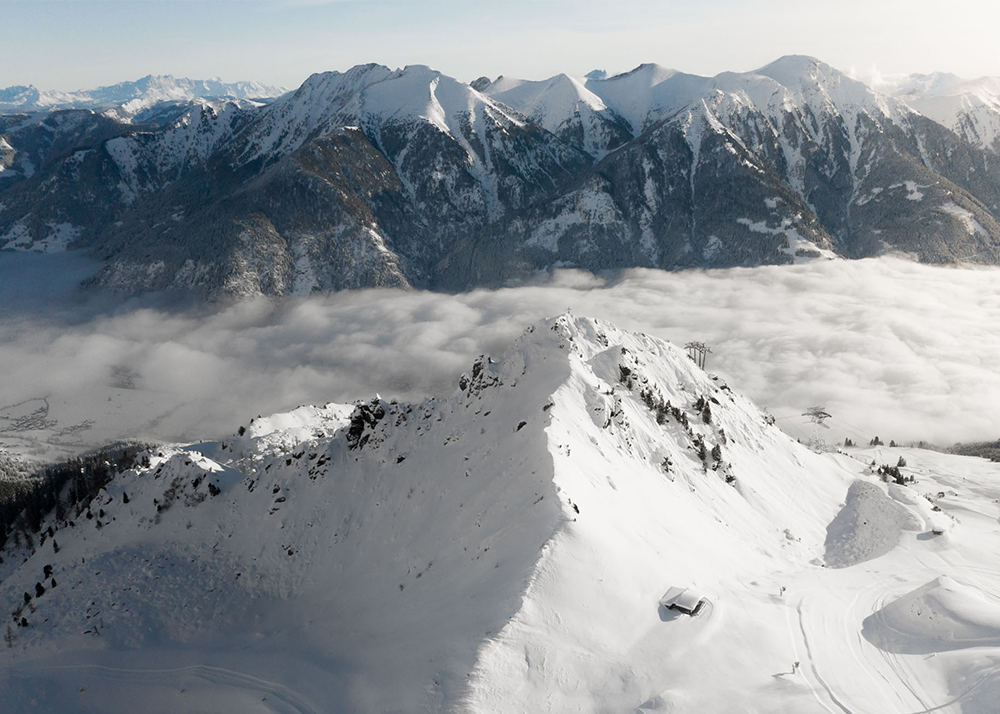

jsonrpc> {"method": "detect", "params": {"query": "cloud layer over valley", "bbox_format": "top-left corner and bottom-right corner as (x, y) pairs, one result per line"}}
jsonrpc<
(1, 255), (997, 462)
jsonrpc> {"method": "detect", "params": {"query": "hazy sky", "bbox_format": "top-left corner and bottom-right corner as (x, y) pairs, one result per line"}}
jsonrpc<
(4, 0), (1000, 91)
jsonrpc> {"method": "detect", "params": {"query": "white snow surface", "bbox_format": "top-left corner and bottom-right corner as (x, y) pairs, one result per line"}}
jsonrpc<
(234, 64), (521, 165)
(888, 74), (1000, 152)
(737, 216), (838, 263)
(823, 480), (915, 568)
(492, 55), (908, 144)
(482, 73), (622, 158)
(2, 315), (1000, 713)
(870, 70), (1000, 151)
(864, 576), (1000, 652)
(0, 220), (77, 253)
(940, 201), (989, 236)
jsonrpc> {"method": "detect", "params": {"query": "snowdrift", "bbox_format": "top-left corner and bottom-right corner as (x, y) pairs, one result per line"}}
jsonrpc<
(824, 480), (916, 568)
(863, 576), (1000, 654)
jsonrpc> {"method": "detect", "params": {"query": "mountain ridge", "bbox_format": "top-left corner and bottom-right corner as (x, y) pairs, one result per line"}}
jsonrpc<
(2, 56), (1000, 298)
(0, 314), (850, 711)
(0, 74), (287, 120)
(3, 314), (1000, 712)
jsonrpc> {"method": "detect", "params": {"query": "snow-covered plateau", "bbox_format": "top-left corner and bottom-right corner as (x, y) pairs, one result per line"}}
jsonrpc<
(2, 314), (998, 713)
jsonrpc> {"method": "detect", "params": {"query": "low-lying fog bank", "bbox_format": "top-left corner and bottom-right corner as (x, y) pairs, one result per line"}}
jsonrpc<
(1, 253), (997, 461)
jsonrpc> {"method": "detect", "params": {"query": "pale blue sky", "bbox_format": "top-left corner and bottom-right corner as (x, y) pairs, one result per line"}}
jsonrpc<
(4, 0), (1000, 91)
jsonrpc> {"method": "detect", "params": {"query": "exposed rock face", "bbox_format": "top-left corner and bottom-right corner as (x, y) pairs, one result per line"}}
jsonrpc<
(2, 57), (1000, 298)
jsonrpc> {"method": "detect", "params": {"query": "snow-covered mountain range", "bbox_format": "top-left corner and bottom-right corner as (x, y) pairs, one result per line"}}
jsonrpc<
(879, 72), (1000, 154)
(2, 57), (1000, 297)
(0, 75), (286, 122)
(2, 314), (999, 713)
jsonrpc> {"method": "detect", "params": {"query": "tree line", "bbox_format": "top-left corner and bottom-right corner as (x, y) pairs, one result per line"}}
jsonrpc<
(0, 442), (149, 554)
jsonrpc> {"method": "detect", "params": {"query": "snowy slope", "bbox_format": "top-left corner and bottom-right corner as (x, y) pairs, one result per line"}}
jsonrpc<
(491, 56), (907, 151)
(229, 63), (496, 164)
(901, 76), (1000, 153)
(3, 315), (998, 712)
(229, 62), (567, 208)
(481, 73), (632, 158)
(584, 62), (689, 134)
(496, 56), (912, 200)
(105, 98), (248, 195)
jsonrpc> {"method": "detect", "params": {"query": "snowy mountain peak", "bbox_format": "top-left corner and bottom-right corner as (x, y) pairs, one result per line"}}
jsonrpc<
(754, 54), (902, 120)
(947, 76), (1000, 100)
(3, 314), (1000, 711)
(605, 62), (681, 85)
(487, 55), (906, 149)
(267, 61), (501, 136)
(451, 312), (836, 540)
(400, 63), (437, 75)
(0, 85), (41, 105)
(886, 73), (1000, 151)
(296, 63), (395, 95)
(0, 74), (287, 120)
(84, 73), (286, 104)
(754, 54), (826, 85)
(225, 60), (588, 227)
(4, 57), (1000, 290)
(481, 72), (617, 154)
(881, 71), (967, 98)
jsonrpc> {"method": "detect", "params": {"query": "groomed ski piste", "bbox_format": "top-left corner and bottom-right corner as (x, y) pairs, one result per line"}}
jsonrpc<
(1, 314), (999, 713)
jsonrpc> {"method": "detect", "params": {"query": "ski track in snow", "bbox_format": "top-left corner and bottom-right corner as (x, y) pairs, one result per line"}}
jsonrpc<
(6, 663), (320, 714)
(787, 464), (1000, 714)
(795, 601), (855, 714)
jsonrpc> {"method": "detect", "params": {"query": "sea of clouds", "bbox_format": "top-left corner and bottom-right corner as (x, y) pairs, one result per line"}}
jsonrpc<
(1, 253), (998, 462)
